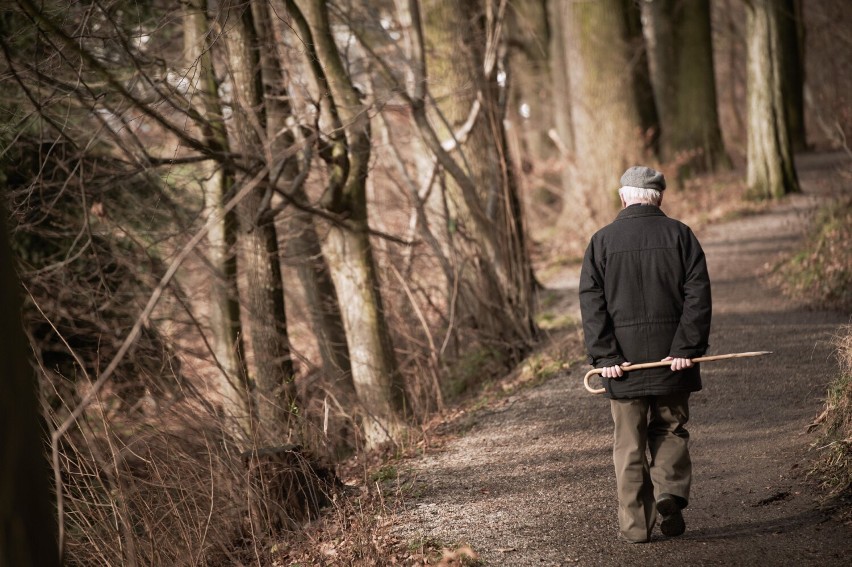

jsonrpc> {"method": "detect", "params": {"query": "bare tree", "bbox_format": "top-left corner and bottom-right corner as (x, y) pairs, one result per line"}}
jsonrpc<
(506, 0), (553, 166)
(778, 0), (807, 152)
(259, 0), (356, 410)
(547, 0), (575, 177)
(290, 0), (409, 446)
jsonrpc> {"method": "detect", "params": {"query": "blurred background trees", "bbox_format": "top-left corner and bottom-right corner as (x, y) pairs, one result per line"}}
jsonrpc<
(1, 0), (849, 563)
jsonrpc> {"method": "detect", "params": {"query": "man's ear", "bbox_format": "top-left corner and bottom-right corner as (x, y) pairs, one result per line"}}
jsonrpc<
(620, 194), (627, 208)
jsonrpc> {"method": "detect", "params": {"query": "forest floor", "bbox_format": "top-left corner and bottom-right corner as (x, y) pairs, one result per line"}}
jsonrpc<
(388, 152), (852, 566)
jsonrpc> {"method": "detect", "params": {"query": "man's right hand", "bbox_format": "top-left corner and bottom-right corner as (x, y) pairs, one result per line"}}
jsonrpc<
(662, 356), (694, 371)
(602, 362), (632, 378)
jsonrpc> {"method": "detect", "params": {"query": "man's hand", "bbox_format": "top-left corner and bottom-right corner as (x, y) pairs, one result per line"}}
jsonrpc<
(602, 362), (632, 378)
(662, 356), (693, 371)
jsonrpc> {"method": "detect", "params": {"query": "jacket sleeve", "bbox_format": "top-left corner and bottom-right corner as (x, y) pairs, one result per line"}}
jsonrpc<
(670, 228), (712, 358)
(579, 239), (625, 368)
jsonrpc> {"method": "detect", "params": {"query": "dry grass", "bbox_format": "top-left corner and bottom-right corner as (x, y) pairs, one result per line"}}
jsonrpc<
(809, 327), (852, 503)
(48, 378), (340, 566)
(274, 330), (588, 565)
(47, 354), (505, 567)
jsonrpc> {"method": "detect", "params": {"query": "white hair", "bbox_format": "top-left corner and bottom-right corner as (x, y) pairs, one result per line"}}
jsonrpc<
(619, 185), (663, 206)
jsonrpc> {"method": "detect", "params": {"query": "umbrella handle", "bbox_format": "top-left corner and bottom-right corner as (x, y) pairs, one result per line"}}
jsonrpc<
(582, 351), (773, 394)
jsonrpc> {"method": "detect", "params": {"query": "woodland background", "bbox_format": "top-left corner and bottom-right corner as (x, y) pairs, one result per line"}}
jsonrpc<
(1, 0), (850, 565)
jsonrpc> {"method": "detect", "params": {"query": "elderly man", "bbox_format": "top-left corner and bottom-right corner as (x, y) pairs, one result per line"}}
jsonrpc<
(579, 165), (712, 543)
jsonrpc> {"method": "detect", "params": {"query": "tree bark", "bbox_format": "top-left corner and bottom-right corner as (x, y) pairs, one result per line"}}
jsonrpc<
(282, 213), (354, 391)
(183, 0), (251, 436)
(256, 0), (355, 402)
(224, 0), (296, 440)
(291, 0), (408, 447)
(645, 0), (729, 174)
(0, 209), (60, 567)
(557, 0), (658, 237)
(745, 0), (800, 199)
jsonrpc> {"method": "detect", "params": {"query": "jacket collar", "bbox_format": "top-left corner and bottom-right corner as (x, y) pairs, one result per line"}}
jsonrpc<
(615, 204), (667, 221)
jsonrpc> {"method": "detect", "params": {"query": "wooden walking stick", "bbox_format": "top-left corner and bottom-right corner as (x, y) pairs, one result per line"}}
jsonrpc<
(583, 351), (773, 394)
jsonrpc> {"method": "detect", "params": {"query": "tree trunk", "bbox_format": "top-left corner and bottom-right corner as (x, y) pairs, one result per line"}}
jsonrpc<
(320, 224), (407, 445)
(778, 0), (807, 151)
(645, 0), (729, 174)
(745, 0), (800, 199)
(255, 0), (355, 402)
(282, 212), (354, 391)
(558, 0), (658, 237)
(292, 0), (408, 447)
(224, 0), (296, 440)
(183, 0), (251, 436)
(0, 209), (60, 567)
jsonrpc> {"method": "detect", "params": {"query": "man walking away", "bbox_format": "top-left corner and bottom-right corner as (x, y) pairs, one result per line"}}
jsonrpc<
(579, 166), (712, 543)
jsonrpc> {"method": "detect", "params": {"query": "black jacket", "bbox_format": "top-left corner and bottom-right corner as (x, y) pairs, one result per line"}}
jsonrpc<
(579, 205), (712, 399)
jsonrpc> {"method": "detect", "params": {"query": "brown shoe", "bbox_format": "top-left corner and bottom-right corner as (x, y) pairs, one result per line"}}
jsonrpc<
(656, 494), (686, 537)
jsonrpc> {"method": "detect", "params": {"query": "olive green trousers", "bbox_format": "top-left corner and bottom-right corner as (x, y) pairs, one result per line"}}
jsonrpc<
(610, 391), (692, 542)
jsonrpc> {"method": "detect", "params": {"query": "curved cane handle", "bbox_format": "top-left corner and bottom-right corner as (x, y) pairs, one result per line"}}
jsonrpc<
(584, 368), (606, 394)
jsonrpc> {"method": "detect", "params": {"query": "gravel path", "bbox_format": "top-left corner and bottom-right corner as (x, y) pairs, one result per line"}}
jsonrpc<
(393, 156), (851, 566)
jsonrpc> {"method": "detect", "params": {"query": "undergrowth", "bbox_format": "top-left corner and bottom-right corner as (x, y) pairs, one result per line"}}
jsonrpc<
(775, 196), (852, 312)
(809, 326), (852, 514)
(782, 197), (852, 516)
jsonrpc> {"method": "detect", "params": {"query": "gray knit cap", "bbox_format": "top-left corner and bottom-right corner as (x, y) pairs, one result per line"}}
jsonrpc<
(620, 165), (666, 191)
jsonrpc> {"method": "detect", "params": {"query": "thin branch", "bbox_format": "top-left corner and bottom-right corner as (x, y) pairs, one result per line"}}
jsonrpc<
(24, 284), (93, 560)
(389, 264), (444, 411)
(284, 0), (349, 207)
(376, 105), (452, 278)
(439, 97), (481, 152)
(483, 0), (509, 77)
(268, 179), (417, 246)
(0, 35), (80, 148)
(339, 1), (484, 217)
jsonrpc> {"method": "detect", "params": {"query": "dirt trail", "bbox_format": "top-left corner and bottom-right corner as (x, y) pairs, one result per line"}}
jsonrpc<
(393, 154), (851, 566)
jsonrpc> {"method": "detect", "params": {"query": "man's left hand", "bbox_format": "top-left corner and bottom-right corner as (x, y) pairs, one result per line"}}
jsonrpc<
(662, 356), (693, 371)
